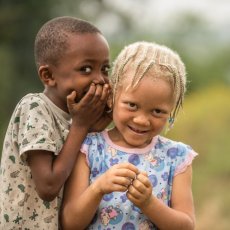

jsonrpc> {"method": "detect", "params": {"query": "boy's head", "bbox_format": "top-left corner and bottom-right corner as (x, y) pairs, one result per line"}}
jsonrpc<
(34, 16), (101, 69)
(34, 16), (110, 113)
(110, 41), (186, 118)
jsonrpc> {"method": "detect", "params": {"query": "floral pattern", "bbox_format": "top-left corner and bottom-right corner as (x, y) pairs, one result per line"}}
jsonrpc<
(81, 131), (197, 230)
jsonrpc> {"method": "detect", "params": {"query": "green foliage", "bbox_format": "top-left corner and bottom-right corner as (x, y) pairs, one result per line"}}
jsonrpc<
(0, 1), (229, 228)
(0, 0), (54, 153)
(167, 84), (230, 229)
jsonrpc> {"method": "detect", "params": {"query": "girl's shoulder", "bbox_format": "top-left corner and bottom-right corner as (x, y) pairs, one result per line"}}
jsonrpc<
(82, 132), (105, 148)
(156, 135), (195, 152)
(156, 135), (198, 175)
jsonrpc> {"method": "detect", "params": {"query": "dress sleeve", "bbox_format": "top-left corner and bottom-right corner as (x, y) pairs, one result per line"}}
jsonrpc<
(80, 133), (105, 170)
(174, 143), (198, 176)
(80, 135), (92, 166)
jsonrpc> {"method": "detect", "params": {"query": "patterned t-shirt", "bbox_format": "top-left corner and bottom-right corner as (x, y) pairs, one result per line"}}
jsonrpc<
(81, 131), (197, 230)
(0, 93), (71, 230)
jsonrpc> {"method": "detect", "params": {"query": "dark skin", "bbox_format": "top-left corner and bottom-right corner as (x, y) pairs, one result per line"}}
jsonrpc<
(27, 33), (111, 201)
(27, 85), (110, 201)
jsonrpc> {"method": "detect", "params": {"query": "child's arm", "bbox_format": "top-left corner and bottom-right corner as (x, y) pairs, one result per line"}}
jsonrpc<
(27, 83), (109, 201)
(127, 166), (195, 230)
(61, 153), (139, 230)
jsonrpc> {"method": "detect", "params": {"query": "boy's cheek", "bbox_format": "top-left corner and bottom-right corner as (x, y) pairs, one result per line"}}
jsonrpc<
(104, 77), (110, 84)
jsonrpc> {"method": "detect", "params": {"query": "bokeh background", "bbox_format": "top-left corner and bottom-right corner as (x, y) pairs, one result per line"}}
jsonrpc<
(0, 0), (229, 229)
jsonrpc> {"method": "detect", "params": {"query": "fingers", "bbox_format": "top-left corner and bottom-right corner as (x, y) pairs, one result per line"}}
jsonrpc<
(135, 172), (151, 188)
(116, 163), (139, 175)
(80, 83), (110, 106)
(100, 84), (110, 101)
(79, 83), (96, 104)
(67, 91), (77, 104)
(67, 91), (77, 111)
(126, 172), (152, 201)
(130, 172), (151, 193)
(114, 163), (139, 181)
(101, 163), (139, 193)
(113, 176), (133, 189)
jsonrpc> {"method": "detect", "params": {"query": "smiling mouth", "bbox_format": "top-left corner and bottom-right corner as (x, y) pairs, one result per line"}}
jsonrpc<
(128, 126), (148, 134)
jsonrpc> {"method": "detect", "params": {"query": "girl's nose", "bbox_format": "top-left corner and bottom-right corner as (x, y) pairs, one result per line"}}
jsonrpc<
(133, 115), (150, 126)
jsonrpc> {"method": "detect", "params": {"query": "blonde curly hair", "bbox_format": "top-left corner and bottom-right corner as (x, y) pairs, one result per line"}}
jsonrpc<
(110, 41), (186, 119)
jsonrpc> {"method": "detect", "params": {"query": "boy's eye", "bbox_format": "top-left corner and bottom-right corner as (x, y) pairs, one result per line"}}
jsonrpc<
(80, 66), (92, 73)
(102, 65), (111, 76)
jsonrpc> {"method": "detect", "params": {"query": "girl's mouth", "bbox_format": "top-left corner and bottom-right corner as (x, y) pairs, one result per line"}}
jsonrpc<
(128, 126), (148, 134)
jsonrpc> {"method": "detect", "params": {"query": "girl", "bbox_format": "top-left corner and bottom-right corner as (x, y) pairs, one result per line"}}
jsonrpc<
(61, 41), (198, 230)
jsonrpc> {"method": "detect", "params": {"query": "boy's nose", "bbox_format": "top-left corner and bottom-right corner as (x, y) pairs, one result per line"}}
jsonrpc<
(133, 115), (150, 126)
(92, 73), (106, 85)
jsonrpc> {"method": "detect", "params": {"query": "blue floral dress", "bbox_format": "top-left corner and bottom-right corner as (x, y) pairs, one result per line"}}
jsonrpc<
(81, 131), (197, 230)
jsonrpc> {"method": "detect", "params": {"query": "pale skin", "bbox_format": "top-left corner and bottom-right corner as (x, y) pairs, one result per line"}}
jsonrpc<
(27, 32), (112, 201)
(61, 75), (195, 229)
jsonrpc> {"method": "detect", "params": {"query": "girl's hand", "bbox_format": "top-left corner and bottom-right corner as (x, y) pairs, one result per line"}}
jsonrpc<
(126, 171), (153, 209)
(93, 163), (139, 195)
(67, 83), (110, 130)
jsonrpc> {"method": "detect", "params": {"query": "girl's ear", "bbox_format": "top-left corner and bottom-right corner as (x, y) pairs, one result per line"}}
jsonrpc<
(38, 65), (56, 86)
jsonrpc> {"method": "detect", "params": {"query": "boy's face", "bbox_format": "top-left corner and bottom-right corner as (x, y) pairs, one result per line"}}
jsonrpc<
(44, 33), (110, 112)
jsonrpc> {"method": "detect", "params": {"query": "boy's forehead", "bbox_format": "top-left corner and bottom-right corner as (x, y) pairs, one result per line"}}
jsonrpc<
(67, 33), (109, 53)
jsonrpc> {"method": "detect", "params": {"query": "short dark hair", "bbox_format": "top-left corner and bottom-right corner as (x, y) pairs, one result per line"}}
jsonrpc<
(34, 16), (101, 68)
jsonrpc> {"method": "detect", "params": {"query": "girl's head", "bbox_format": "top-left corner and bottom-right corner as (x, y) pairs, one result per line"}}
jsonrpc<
(110, 41), (186, 120)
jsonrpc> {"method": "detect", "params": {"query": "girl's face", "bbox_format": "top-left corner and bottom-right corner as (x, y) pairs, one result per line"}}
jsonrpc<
(109, 75), (175, 148)
(44, 33), (110, 113)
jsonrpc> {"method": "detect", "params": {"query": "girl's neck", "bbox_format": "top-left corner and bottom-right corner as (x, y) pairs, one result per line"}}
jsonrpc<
(104, 129), (156, 154)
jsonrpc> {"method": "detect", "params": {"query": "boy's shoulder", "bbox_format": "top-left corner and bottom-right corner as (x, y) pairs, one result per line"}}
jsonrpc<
(18, 93), (45, 106)
(15, 93), (55, 113)
(11, 93), (52, 121)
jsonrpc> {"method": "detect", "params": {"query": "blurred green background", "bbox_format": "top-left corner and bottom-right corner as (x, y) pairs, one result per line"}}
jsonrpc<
(0, 0), (229, 229)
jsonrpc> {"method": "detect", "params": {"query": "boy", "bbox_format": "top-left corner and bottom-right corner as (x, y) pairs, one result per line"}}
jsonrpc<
(0, 16), (111, 229)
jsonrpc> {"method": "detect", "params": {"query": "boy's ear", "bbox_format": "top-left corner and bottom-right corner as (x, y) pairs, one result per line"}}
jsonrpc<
(38, 65), (56, 86)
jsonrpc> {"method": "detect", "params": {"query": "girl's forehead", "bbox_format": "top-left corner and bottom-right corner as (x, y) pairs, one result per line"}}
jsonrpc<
(116, 76), (176, 107)
(118, 73), (173, 93)
(118, 65), (173, 87)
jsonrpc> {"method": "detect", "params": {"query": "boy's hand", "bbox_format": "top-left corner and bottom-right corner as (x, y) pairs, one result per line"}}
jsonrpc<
(67, 83), (110, 130)
(89, 109), (112, 132)
(126, 171), (153, 209)
(93, 163), (139, 195)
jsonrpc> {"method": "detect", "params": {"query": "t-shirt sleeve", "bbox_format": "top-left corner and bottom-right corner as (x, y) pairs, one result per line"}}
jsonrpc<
(16, 95), (57, 162)
(174, 143), (198, 176)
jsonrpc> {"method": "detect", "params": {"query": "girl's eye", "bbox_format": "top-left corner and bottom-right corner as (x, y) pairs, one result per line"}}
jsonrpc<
(80, 66), (92, 74)
(152, 109), (165, 117)
(127, 102), (137, 110)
